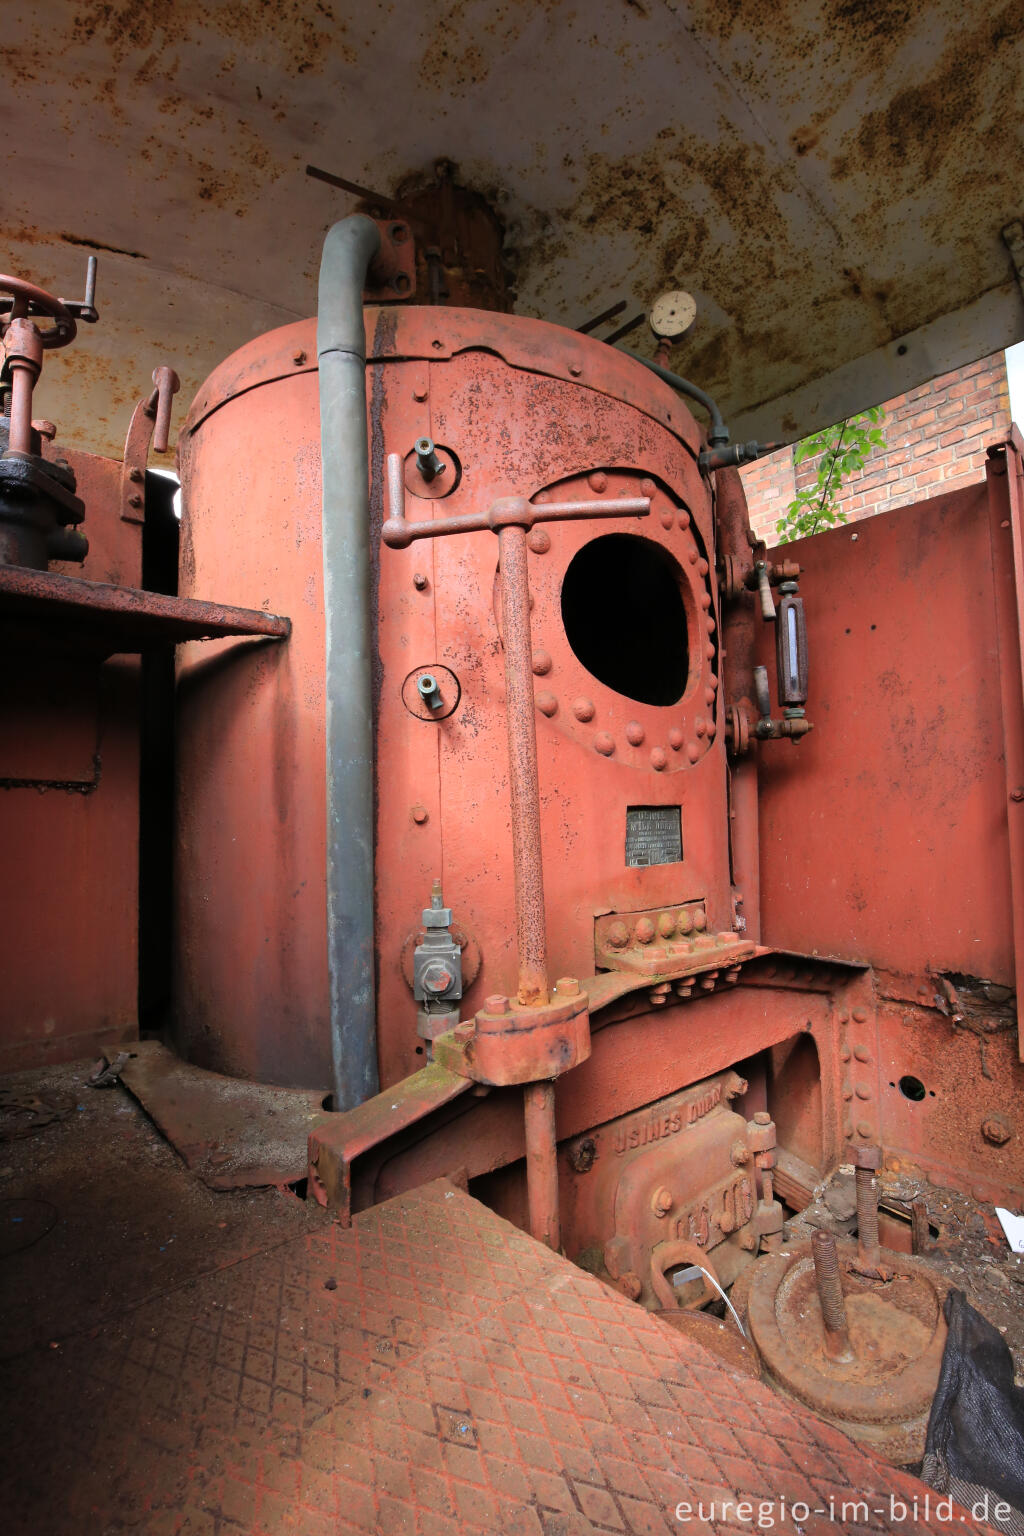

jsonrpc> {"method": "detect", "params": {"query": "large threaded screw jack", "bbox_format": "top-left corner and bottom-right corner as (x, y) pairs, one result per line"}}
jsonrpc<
(854, 1144), (883, 1274)
(811, 1228), (854, 1362)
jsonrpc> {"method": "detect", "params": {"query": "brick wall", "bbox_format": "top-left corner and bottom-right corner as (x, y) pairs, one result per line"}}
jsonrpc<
(741, 352), (1012, 546)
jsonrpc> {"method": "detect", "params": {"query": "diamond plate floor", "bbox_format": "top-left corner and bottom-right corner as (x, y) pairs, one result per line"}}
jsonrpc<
(0, 1167), (1001, 1536)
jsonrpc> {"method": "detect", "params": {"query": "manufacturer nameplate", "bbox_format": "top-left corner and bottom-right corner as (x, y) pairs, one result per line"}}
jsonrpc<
(625, 805), (682, 867)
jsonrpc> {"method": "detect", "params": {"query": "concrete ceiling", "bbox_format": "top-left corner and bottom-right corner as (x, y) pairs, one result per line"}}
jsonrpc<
(6, 0), (1024, 459)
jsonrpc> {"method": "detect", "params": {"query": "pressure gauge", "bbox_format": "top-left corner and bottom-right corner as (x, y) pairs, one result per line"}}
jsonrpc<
(650, 289), (697, 340)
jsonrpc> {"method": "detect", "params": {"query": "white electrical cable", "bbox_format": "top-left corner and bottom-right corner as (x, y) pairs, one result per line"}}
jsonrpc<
(672, 1264), (748, 1339)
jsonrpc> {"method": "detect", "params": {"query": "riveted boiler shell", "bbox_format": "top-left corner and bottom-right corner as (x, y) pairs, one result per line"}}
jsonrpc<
(175, 308), (730, 1089)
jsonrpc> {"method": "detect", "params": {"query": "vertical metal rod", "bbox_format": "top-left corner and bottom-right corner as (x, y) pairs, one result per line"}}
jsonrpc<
(496, 523), (560, 1249)
(7, 364), (34, 455)
(854, 1148), (882, 1273)
(497, 522), (549, 1008)
(811, 1229), (854, 1361)
(524, 1080), (559, 1250)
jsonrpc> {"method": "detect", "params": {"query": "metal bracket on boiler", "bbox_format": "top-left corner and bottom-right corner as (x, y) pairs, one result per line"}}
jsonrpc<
(594, 904), (755, 981)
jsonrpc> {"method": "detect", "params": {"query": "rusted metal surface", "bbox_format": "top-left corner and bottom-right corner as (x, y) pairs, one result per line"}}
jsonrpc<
(594, 906), (754, 979)
(565, 1070), (763, 1309)
(118, 1040), (325, 1190)
(0, 266), (97, 566)
(119, 364), (180, 524)
(360, 217), (416, 304)
(812, 1228), (855, 1361)
(523, 1078), (559, 1249)
(854, 1144), (886, 1276)
(758, 480), (1017, 989)
(183, 309), (702, 451)
(875, 995), (1024, 1210)
(746, 1235), (950, 1465)
(7, 5), (1024, 460)
(0, 562), (291, 651)
(176, 306), (722, 1091)
(986, 435), (1024, 1061)
(0, 447), (142, 1072)
(336, 974), (846, 1229)
(308, 1062), (475, 1223)
(502, 517), (558, 1007)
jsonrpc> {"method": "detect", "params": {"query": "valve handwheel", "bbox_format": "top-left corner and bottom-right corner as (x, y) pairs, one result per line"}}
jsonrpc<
(0, 274), (77, 349)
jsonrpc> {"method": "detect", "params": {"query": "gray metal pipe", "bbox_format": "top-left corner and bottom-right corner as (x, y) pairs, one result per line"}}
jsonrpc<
(317, 214), (382, 1111)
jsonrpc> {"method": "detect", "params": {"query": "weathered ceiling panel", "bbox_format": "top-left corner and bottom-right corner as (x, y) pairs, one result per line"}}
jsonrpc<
(4, 0), (1023, 456)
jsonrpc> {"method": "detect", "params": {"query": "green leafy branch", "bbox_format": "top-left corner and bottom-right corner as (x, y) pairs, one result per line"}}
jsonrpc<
(775, 405), (886, 543)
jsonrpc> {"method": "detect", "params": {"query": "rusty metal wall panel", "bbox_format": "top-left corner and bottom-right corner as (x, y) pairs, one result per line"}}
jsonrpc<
(0, 449), (141, 1070)
(757, 481), (1014, 986)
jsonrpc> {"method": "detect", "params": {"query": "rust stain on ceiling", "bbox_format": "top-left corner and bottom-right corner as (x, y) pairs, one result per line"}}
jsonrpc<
(3, 0), (1023, 457)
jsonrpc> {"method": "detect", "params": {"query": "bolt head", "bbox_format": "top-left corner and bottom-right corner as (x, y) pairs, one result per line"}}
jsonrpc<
(421, 962), (455, 995)
(854, 1145), (882, 1170)
(982, 1115), (1012, 1146)
(634, 917), (656, 945)
(484, 994), (509, 1014)
(651, 1186), (673, 1217)
(606, 920), (630, 949)
(413, 572), (428, 590)
(553, 976), (581, 998)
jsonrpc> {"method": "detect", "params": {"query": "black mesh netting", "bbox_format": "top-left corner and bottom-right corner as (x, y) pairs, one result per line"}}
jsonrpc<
(921, 1288), (1024, 1534)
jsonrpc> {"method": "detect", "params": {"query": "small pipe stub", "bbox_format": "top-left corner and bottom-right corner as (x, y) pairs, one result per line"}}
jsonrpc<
(416, 672), (443, 711)
(414, 436), (444, 482)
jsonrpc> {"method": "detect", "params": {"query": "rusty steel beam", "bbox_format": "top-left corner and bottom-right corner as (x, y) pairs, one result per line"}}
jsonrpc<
(0, 564), (291, 652)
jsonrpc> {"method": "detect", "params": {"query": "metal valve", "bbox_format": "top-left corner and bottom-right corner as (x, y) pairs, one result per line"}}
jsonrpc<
(412, 878), (463, 1051)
